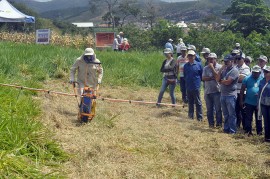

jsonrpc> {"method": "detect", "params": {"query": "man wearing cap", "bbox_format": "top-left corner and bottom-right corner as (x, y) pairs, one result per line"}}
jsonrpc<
(176, 38), (185, 57)
(177, 46), (188, 103)
(187, 45), (201, 63)
(112, 35), (121, 51)
(257, 55), (268, 77)
(231, 49), (241, 65)
(165, 39), (174, 54)
(157, 48), (177, 106)
(184, 50), (203, 121)
(244, 56), (253, 67)
(70, 48), (103, 95)
(217, 54), (239, 134)
(118, 32), (124, 43)
(202, 53), (222, 128)
(235, 52), (250, 129)
(201, 47), (211, 66)
(235, 43), (241, 50)
(258, 66), (270, 142)
(240, 65), (263, 136)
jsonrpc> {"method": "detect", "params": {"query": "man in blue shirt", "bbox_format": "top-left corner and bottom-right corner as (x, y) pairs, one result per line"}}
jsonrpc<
(165, 39), (174, 54)
(240, 65), (263, 136)
(184, 50), (203, 121)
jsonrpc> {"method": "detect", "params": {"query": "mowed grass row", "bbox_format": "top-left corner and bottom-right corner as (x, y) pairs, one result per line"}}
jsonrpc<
(0, 42), (164, 177)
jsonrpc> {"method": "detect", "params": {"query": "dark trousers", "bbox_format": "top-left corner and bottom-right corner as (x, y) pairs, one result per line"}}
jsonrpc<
(262, 104), (270, 140)
(236, 94), (246, 129)
(179, 77), (188, 103)
(187, 89), (203, 121)
(245, 103), (262, 134)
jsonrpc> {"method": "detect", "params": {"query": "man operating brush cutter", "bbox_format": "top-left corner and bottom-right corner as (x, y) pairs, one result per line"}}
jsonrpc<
(70, 48), (103, 123)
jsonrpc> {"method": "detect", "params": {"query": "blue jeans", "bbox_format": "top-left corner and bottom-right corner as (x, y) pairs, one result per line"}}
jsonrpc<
(245, 103), (262, 134)
(220, 96), (237, 134)
(157, 77), (176, 104)
(179, 77), (188, 103)
(261, 104), (270, 140)
(187, 89), (203, 120)
(205, 92), (222, 127)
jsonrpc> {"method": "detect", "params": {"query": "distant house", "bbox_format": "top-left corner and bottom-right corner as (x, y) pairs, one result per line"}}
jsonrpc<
(176, 21), (187, 28)
(72, 22), (94, 28)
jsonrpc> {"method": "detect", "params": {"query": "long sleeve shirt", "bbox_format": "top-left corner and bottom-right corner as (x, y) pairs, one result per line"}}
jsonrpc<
(70, 55), (103, 89)
(183, 61), (203, 90)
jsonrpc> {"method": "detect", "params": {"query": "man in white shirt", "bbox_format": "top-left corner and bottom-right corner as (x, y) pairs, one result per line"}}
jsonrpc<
(235, 52), (250, 129)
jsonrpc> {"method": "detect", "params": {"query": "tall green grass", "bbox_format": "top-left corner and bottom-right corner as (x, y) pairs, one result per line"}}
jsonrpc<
(0, 42), (166, 177)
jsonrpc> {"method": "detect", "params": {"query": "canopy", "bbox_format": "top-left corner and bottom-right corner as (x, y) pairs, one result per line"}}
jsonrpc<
(0, 0), (35, 23)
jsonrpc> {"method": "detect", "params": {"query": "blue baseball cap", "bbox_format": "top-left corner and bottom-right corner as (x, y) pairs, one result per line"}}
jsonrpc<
(223, 54), (234, 61)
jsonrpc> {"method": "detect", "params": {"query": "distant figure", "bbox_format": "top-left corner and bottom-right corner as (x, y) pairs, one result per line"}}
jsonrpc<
(112, 35), (121, 51)
(176, 38), (185, 57)
(235, 43), (241, 50)
(120, 38), (130, 51)
(165, 39), (174, 54)
(118, 31), (124, 44)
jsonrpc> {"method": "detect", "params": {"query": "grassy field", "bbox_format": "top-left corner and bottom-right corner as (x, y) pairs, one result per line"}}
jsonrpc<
(1, 42), (270, 178)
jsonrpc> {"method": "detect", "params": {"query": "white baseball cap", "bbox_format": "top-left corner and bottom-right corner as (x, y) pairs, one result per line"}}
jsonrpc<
(208, 53), (217, 59)
(187, 50), (196, 56)
(201, 47), (210, 54)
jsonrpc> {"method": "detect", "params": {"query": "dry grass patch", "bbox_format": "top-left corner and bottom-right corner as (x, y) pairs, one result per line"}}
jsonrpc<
(39, 80), (270, 178)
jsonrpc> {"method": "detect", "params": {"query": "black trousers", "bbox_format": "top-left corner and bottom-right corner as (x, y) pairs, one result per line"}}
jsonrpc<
(236, 93), (246, 129)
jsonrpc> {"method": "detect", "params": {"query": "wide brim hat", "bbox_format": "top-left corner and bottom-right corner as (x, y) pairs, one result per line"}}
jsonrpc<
(84, 48), (94, 56)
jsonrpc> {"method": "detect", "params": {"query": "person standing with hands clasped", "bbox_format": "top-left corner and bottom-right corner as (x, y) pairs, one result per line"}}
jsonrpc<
(70, 48), (103, 95)
(217, 54), (239, 134)
(157, 48), (177, 107)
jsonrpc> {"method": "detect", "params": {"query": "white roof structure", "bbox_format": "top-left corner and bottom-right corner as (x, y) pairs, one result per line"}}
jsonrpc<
(0, 0), (35, 23)
(72, 22), (94, 28)
(176, 21), (187, 28)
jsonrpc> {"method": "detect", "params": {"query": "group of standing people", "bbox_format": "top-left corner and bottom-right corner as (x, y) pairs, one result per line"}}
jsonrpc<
(112, 31), (130, 52)
(157, 40), (270, 141)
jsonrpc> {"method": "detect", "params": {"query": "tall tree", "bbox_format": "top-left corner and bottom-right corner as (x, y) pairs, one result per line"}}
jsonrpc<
(89, 0), (119, 29)
(117, 0), (140, 27)
(224, 0), (270, 36)
(141, 0), (159, 29)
